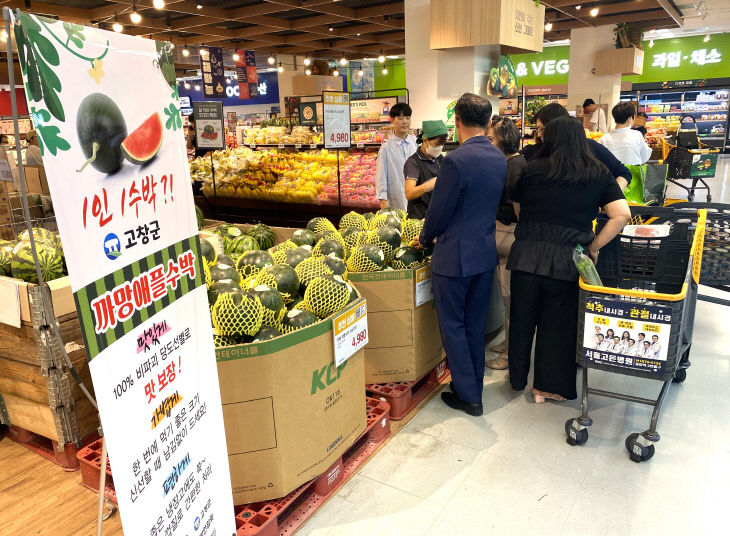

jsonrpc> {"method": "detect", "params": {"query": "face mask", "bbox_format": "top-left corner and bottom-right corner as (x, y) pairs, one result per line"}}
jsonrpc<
(426, 144), (443, 158)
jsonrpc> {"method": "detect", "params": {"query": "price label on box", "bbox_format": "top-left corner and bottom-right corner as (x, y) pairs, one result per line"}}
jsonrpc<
(332, 300), (368, 367)
(415, 265), (433, 307)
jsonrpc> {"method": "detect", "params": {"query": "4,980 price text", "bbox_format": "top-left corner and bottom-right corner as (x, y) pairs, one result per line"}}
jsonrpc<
(330, 132), (349, 144)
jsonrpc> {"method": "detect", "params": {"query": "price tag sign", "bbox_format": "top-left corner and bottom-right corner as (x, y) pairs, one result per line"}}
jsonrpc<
(278, 143), (285, 149)
(415, 265), (433, 307)
(357, 143), (364, 149)
(332, 300), (368, 367)
(323, 91), (351, 149)
(295, 143), (302, 149)
(309, 143), (318, 149)
(250, 142), (256, 148)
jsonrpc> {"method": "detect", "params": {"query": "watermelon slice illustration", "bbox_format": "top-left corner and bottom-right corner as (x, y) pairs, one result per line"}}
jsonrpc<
(121, 112), (163, 165)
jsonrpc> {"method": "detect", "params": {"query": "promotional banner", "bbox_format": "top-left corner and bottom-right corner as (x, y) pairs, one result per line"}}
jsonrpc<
(235, 49), (258, 100)
(12, 11), (235, 536)
(199, 46), (227, 99)
(583, 297), (672, 373)
(350, 96), (397, 124)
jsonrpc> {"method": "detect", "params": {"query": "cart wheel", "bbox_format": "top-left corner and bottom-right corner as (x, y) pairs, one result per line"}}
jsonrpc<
(565, 419), (589, 446)
(625, 433), (655, 463)
(673, 368), (687, 383)
(680, 346), (691, 367)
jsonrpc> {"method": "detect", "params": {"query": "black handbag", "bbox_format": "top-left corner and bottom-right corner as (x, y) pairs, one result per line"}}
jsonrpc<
(676, 114), (700, 149)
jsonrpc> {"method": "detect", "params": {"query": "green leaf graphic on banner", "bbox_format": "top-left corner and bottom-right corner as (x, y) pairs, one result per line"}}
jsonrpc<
(164, 103), (182, 131)
(62, 22), (85, 49)
(37, 125), (71, 156)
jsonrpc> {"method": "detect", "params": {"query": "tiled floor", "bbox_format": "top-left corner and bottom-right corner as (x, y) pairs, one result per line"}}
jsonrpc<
(301, 155), (730, 536)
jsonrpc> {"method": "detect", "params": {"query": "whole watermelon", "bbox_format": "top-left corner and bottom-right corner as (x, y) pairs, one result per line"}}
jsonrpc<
(322, 255), (347, 278)
(264, 264), (299, 299)
(377, 207), (406, 220)
(253, 326), (282, 341)
(313, 239), (345, 260)
(306, 217), (336, 235)
(280, 308), (319, 333)
(363, 225), (402, 260)
(347, 244), (386, 273)
(211, 290), (264, 337)
(371, 213), (402, 232)
(401, 219), (424, 245)
(209, 264), (240, 283)
(339, 211), (367, 231)
(226, 235), (259, 257)
(251, 284), (286, 326)
(295, 256), (334, 294)
(208, 280), (241, 305)
(236, 250), (274, 278)
(390, 246), (424, 270)
(246, 223), (275, 250)
(290, 229), (316, 247)
(269, 240), (297, 255)
(11, 241), (64, 283)
(303, 275), (351, 318)
(201, 239), (217, 265)
(216, 254), (236, 270)
(18, 227), (61, 249)
(0, 241), (12, 276)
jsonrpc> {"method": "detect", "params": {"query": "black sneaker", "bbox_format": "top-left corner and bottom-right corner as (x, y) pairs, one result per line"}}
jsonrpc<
(441, 391), (483, 417)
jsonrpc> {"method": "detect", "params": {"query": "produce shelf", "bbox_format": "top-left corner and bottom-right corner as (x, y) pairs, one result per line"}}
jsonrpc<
(366, 359), (450, 421)
(233, 397), (391, 536)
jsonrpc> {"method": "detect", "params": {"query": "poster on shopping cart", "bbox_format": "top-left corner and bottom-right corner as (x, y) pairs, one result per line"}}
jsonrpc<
(11, 12), (236, 536)
(582, 298), (672, 373)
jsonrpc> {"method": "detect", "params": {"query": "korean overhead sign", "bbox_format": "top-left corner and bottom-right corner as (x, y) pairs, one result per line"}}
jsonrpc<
(12, 11), (235, 536)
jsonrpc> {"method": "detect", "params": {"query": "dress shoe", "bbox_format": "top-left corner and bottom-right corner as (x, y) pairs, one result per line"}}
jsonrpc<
(441, 391), (483, 416)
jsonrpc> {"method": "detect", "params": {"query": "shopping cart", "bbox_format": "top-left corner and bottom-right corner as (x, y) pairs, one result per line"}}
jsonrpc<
(661, 137), (720, 202)
(565, 206), (706, 462)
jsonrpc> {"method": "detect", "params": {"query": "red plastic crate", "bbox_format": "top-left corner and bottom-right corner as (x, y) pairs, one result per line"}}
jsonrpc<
(366, 359), (450, 420)
(234, 396), (391, 536)
(76, 438), (117, 503)
(7, 425), (97, 471)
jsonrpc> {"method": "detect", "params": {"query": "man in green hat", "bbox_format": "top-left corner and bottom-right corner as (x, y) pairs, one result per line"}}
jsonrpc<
(403, 119), (448, 219)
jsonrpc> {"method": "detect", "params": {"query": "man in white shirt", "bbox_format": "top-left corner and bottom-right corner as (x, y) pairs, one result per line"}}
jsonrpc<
(375, 102), (417, 211)
(599, 102), (652, 165)
(583, 99), (608, 133)
(25, 130), (44, 166)
(650, 335), (662, 358)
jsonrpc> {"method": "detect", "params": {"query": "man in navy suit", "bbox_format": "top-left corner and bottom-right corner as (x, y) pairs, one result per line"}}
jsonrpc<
(417, 93), (507, 416)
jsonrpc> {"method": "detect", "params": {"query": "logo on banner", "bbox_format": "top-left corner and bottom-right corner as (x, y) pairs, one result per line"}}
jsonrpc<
(103, 233), (122, 260)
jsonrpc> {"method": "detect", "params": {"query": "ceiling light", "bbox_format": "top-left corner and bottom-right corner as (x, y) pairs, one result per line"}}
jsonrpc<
(545, 22), (553, 31)
(649, 39), (654, 47)
(152, 0), (165, 9)
(339, 57), (347, 66)
(182, 46), (190, 57)
(305, 69), (312, 75)
(196, 2), (203, 9)
(590, 7), (599, 17)
(194, 84), (200, 91)
(332, 69), (339, 76)
(328, 27), (334, 31)
(378, 51), (385, 63)
(303, 56), (311, 66)
(130, 1), (142, 23)
(232, 52), (240, 62)
(382, 67), (388, 75)
(199, 48), (209, 56)
(268, 54), (276, 65)
(278, 62), (284, 73)
(575, 4), (581, 9)
(358, 69), (364, 76)
(184, 82), (190, 89)
(113, 21), (123, 32)
(704, 33), (710, 42)
(356, 33), (361, 36)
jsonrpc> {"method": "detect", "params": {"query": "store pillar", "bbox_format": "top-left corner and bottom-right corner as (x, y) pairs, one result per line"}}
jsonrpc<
(405, 0), (500, 127)
(567, 25), (622, 126)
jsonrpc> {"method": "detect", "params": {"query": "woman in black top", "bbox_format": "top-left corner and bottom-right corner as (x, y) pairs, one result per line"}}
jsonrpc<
(485, 117), (526, 370)
(404, 120), (447, 219)
(508, 117), (631, 403)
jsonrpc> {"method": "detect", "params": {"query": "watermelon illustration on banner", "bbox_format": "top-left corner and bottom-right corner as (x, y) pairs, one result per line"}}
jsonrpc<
(10, 10), (236, 536)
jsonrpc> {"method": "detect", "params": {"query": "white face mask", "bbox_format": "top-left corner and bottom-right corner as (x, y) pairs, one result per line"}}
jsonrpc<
(425, 144), (443, 158)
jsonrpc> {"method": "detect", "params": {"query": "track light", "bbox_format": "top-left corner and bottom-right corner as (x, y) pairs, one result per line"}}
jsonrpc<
(358, 69), (364, 76)
(328, 27), (334, 31)
(590, 7), (599, 17)
(575, 4), (581, 9)
(305, 69), (312, 75)
(184, 82), (190, 89)
(332, 69), (339, 77)
(545, 21), (553, 31)
(704, 33), (710, 42)
(268, 54), (276, 65)
(182, 46), (190, 57)
(278, 62), (284, 73)
(232, 52), (240, 62)
(382, 67), (388, 75)
(339, 57), (347, 66)
(112, 11), (123, 33)
(378, 51), (385, 63)
(153, 0), (165, 9)
(303, 56), (311, 66)
(196, 1), (203, 9)
(130, 1), (142, 23)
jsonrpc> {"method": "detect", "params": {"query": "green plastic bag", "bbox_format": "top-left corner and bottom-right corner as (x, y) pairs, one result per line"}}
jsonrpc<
(624, 165), (645, 205)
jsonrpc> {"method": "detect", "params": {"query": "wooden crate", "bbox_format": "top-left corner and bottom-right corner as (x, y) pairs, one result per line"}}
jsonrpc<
(0, 278), (97, 449)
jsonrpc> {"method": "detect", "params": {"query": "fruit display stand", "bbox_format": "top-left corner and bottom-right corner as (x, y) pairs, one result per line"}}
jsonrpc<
(0, 274), (98, 467)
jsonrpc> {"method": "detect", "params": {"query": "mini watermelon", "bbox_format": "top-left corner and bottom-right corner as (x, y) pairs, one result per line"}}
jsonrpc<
(339, 211), (367, 231)
(363, 225), (402, 260)
(251, 285), (286, 326)
(216, 224), (243, 240)
(246, 224), (275, 250)
(295, 256), (333, 294)
(313, 239), (345, 260)
(345, 282), (359, 303)
(0, 243), (12, 276)
(209, 264), (240, 283)
(213, 332), (237, 348)
(390, 246), (424, 270)
(347, 244), (386, 273)
(303, 275), (350, 318)
(283, 249), (308, 269)
(322, 254), (347, 278)
(226, 235), (259, 257)
(121, 112), (163, 165)
(264, 264), (299, 299)
(17, 228), (61, 249)
(208, 280), (240, 305)
(401, 219), (424, 245)
(201, 239), (217, 265)
(371, 213), (402, 232)
(253, 326), (282, 341)
(377, 207), (406, 220)
(307, 217), (336, 235)
(236, 250), (274, 278)
(341, 228), (366, 250)
(280, 308), (319, 333)
(195, 205), (204, 230)
(290, 229), (316, 247)
(211, 290), (264, 337)
(11, 241), (64, 283)
(216, 254), (236, 269)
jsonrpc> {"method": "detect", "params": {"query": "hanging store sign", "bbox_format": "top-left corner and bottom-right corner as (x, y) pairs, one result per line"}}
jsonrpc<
(235, 49), (258, 100)
(299, 102), (318, 126)
(199, 46), (226, 99)
(323, 91), (351, 149)
(350, 96), (397, 124)
(12, 11), (235, 536)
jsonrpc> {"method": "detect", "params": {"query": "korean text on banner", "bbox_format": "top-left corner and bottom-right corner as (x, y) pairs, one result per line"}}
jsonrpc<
(323, 91), (351, 149)
(332, 300), (368, 367)
(199, 45), (226, 98)
(11, 11), (235, 536)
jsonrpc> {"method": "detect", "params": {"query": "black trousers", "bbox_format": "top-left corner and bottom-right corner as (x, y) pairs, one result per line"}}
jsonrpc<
(508, 270), (579, 400)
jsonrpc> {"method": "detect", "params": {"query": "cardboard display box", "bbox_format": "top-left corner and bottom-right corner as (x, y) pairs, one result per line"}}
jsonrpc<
(216, 299), (367, 505)
(8, 165), (50, 195)
(349, 266), (444, 384)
